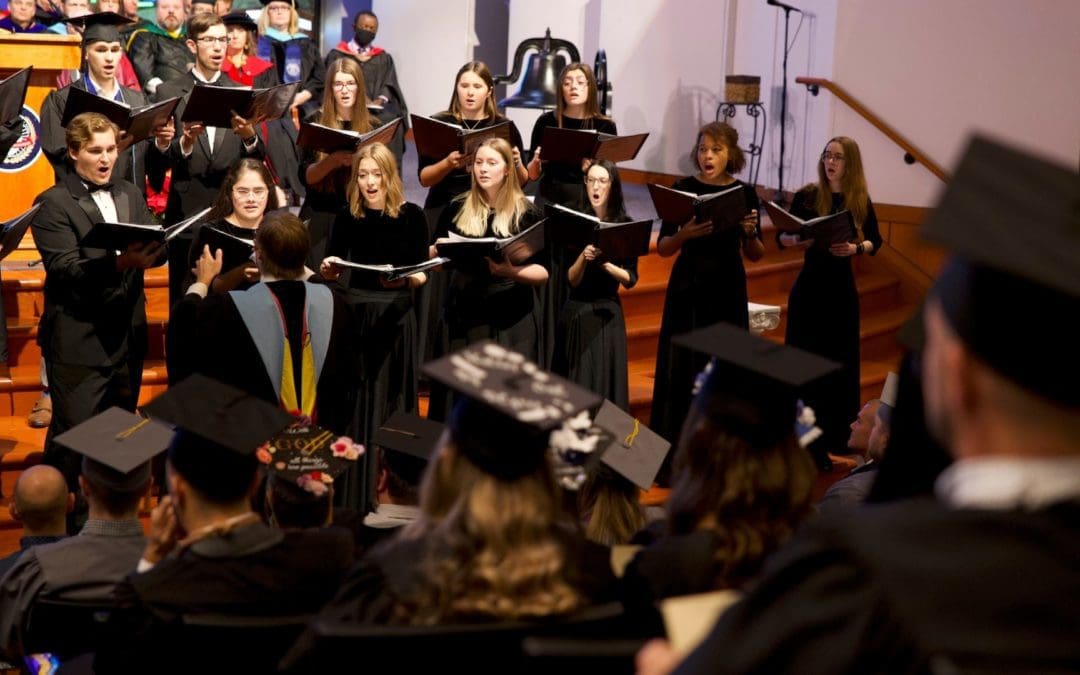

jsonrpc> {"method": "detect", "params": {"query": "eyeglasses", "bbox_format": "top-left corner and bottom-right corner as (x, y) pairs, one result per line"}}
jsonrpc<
(585, 177), (610, 186)
(234, 187), (268, 198)
(196, 36), (229, 45)
(821, 152), (845, 163)
(266, 4), (291, 11)
(331, 82), (358, 91)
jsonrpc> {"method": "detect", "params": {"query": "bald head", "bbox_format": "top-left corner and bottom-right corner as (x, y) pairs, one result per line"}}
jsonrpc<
(11, 465), (72, 534)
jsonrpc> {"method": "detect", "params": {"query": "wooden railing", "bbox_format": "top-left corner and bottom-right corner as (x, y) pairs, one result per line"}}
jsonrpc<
(796, 77), (949, 183)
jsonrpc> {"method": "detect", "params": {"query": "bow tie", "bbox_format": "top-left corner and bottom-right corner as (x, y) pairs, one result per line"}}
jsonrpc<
(86, 181), (113, 194)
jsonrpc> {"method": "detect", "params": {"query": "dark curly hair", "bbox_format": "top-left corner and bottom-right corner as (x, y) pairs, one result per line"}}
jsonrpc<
(691, 121), (746, 175)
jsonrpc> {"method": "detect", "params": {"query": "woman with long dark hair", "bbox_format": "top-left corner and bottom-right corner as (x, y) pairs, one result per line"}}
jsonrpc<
(780, 136), (882, 458)
(553, 160), (637, 410)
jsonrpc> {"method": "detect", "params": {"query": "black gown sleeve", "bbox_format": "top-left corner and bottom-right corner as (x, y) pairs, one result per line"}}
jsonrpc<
(862, 198), (882, 254)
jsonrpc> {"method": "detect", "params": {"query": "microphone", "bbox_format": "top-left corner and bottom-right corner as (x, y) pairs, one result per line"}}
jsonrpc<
(766, 0), (802, 12)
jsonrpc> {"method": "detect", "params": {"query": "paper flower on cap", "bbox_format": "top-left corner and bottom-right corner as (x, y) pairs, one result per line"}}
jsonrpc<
(330, 436), (364, 460)
(548, 410), (604, 491)
(296, 471), (333, 497)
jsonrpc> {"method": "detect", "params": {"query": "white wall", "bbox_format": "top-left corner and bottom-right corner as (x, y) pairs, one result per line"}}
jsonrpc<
(371, 0), (476, 119)
(829, 0), (1080, 206)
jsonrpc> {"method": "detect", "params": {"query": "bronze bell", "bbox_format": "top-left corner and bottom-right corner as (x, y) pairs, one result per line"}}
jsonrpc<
(496, 28), (581, 110)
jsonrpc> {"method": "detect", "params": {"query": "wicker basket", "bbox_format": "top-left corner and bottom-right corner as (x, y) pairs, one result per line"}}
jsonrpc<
(725, 75), (761, 104)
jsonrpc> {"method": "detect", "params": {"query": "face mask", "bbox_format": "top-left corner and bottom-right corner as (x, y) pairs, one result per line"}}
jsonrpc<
(354, 29), (375, 47)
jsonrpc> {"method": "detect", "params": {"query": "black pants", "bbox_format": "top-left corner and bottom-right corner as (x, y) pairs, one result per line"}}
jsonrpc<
(44, 358), (142, 493)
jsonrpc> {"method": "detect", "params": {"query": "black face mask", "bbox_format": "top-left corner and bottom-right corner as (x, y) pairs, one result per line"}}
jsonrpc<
(354, 29), (375, 47)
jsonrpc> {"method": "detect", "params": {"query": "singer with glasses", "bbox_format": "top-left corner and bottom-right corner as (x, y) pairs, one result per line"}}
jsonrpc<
(778, 136), (882, 462)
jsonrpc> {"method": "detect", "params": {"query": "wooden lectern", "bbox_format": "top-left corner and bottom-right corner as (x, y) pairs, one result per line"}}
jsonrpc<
(0, 34), (81, 223)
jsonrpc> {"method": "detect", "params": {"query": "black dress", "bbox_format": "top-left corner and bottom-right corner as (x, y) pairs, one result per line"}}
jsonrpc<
(649, 177), (760, 444)
(297, 122), (362, 269)
(553, 236), (638, 411)
(327, 202), (429, 510)
(427, 202), (545, 422)
(416, 112), (526, 367)
(529, 112), (618, 369)
(784, 188), (881, 455)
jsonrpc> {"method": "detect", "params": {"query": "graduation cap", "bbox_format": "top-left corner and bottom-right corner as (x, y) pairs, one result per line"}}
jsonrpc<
(141, 374), (296, 500)
(921, 135), (1080, 406)
(258, 0), (295, 6)
(590, 401), (670, 491)
(63, 11), (132, 44)
(422, 341), (602, 480)
(260, 424), (363, 497)
(673, 322), (842, 447)
(373, 412), (444, 487)
(221, 9), (257, 32)
(54, 407), (172, 493)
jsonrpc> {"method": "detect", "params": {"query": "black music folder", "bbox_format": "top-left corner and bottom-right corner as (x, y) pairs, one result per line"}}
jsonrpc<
(194, 225), (255, 272)
(434, 220), (546, 265)
(0, 203), (41, 261)
(763, 201), (855, 249)
(81, 206), (210, 250)
(296, 117), (402, 154)
(410, 115), (519, 159)
(62, 87), (180, 144)
(544, 203), (652, 259)
(648, 182), (749, 232)
(181, 81), (299, 128)
(539, 127), (649, 164)
(0, 67), (31, 125)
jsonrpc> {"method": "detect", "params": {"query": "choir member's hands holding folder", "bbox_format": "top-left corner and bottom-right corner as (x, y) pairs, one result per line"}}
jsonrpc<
(410, 115), (521, 163)
(82, 207), (211, 271)
(433, 220), (546, 268)
(538, 127), (649, 165)
(61, 87), (180, 149)
(320, 255), (449, 288)
(297, 117), (403, 155)
(763, 201), (856, 253)
(543, 203), (653, 260)
(648, 183), (751, 240)
(181, 81), (300, 129)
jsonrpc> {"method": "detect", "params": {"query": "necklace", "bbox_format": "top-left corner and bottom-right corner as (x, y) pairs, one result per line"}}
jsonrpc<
(461, 117), (486, 130)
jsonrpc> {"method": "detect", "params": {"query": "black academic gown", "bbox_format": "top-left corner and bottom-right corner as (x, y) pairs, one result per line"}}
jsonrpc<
(784, 188), (881, 455)
(258, 33), (325, 121)
(649, 176), (759, 447)
(148, 72), (266, 304)
(127, 27), (195, 99)
(326, 202), (429, 510)
(426, 202), (546, 422)
(97, 521), (354, 673)
(167, 279), (357, 437)
(39, 79), (159, 196)
(675, 499), (1080, 674)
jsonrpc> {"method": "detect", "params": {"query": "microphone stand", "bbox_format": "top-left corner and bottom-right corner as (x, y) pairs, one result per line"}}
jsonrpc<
(769, 0), (802, 206)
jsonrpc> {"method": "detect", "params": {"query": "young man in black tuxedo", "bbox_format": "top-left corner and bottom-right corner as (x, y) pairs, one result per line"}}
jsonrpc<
(30, 112), (165, 499)
(147, 11), (264, 303)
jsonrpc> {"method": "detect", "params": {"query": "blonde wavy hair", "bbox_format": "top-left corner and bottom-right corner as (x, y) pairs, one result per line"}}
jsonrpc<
(811, 135), (871, 239)
(256, 0), (298, 36)
(346, 142), (404, 219)
(453, 138), (531, 238)
(392, 442), (584, 625)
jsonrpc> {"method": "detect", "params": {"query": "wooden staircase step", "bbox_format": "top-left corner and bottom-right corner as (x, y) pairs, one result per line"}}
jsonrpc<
(1, 262), (171, 323)
(0, 361), (169, 418)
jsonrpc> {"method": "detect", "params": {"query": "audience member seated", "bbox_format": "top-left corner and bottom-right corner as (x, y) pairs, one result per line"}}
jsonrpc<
(0, 408), (167, 659)
(0, 466), (72, 578)
(305, 342), (617, 629)
(168, 212), (357, 436)
(96, 377), (355, 671)
(621, 324), (837, 609)
(639, 137), (1080, 675)
(255, 0), (324, 120)
(0, 0), (48, 32)
(127, 0), (192, 99)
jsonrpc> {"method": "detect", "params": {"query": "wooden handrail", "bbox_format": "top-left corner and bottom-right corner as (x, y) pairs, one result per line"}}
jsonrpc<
(796, 77), (949, 183)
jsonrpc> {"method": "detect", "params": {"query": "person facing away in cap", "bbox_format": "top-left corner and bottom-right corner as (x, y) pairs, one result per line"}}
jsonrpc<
(169, 211), (357, 437)
(636, 137), (1080, 675)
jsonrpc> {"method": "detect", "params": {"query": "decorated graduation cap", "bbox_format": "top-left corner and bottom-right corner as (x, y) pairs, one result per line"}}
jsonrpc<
(63, 11), (133, 44)
(674, 322), (841, 447)
(221, 9), (257, 31)
(141, 374), (295, 501)
(54, 407), (173, 493)
(373, 412), (444, 487)
(921, 135), (1080, 406)
(260, 425), (363, 497)
(422, 341), (602, 481)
